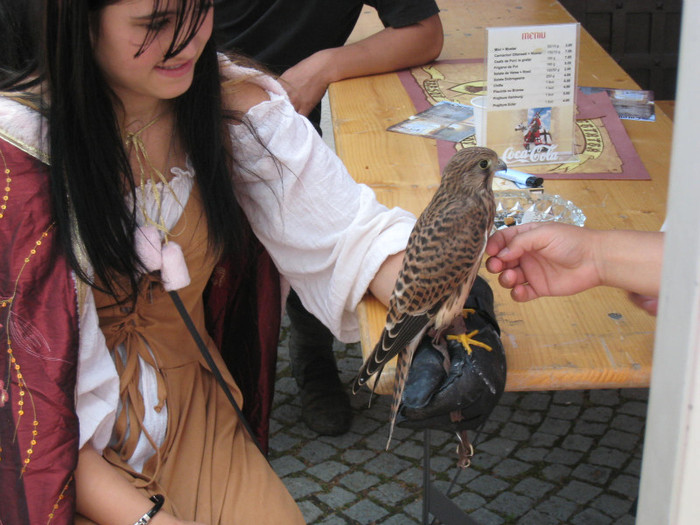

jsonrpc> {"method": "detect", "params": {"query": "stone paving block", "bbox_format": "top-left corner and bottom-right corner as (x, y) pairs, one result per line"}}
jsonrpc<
(498, 391), (520, 405)
(513, 477), (555, 499)
(488, 404), (513, 422)
(561, 433), (594, 452)
(469, 507), (505, 525)
(380, 513), (419, 525)
(544, 447), (584, 465)
(270, 454), (306, 476)
(392, 440), (424, 460)
(538, 417), (572, 436)
(339, 471), (380, 492)
(298, 441), (338, 463)
(609, 473), (640, 499)
(367, 481), (412, 506)
(589, 389), (621, 406)
(498, 422), (531, 441)
(275, 376), (298, 395)
(511, 408), (544, 425)
(518, 509), (561, 525)
(591, 493), (634, 518)
(364, 432), (395, 451)
(396, 466), (423, 485)
(485, 491), (534, 518)
(284, 475), (323, 499)
(529, 431), (558, 447)
(574, 420), (608, 436)
(428, 454), (458, 475)
(553, 390), (585, 405)
(514, 446), (549, 462)
(624, 457), (642, 476)
(548, 403), (581, 420)
(298, 500), (324, 523)
(453, 490), (488, 511)
(536, 495), (579, 522)
(571, 463), (612, 484)
(557, 479), (603, 504)
(476, 437), (518, 457)
(611, 414), (645, 434)
(316, 486), (358, 509)
(540, 463), (572, 482)
(599, 429), (640, 451)
(364, 453), (412, 477)
(492, 457), (533, 478)
(571, 507), (614, 524)
(342, 448), (376, 465)
(520, 392), (552, 411)
(588, 446), (629, 469)
(614, 514), (636, 524)
(315, 515), (348, 525)
(403, 499), (424, 521)
(468, 474), (510, 496)
(273, 403), (302, 424)
(619, 401), (648, 417)
(307, 461), (350, 482)
(582, 406), (614, 422)
(620, 388), (649, 401)
(470, 450), (501, 470)
(269, 431), (303, 453)
(319, 431), (365, 449)
(344, 498), (390, 523)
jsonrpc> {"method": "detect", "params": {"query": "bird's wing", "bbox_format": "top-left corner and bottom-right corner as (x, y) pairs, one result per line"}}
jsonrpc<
(353, 200), (487, 392)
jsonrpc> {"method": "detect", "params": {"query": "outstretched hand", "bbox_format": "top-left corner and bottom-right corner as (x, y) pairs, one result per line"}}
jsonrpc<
(485, 222), (603, 302)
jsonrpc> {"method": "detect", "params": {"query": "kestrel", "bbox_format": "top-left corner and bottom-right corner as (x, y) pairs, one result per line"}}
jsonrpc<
(352, 146), (505, 447)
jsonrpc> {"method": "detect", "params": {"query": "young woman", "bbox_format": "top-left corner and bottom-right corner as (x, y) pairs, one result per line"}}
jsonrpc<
(0, 0), (412, 523)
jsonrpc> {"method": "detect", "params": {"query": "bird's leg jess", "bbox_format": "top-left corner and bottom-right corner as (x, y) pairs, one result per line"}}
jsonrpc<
(455, 429), (475, 469)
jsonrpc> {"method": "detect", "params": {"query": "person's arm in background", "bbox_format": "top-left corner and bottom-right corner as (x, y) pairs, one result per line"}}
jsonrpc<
(485, 222), (663, 315)
(280, 13), (443, 115)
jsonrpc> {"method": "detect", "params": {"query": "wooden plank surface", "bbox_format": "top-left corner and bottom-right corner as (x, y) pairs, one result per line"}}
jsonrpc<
(332, 0), (671, 394)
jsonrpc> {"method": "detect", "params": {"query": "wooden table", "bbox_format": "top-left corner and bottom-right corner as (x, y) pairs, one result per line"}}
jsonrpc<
(330, 0), (672, 394)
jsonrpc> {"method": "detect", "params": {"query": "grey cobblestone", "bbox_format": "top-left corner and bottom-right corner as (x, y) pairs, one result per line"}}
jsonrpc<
(269, 313), (644, 523)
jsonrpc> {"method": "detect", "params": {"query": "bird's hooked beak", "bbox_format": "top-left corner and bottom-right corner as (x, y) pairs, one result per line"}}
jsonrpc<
(496, 158), (507, 173)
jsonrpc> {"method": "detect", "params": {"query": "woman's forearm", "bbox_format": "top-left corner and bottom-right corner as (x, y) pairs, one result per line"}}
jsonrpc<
(75, 446), (172, 525)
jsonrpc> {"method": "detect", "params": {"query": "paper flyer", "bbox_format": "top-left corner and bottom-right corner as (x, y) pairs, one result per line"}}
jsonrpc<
(484, 23), (580, 167)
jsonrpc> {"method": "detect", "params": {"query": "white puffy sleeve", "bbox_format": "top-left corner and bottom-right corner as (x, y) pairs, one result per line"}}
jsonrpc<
(224, 63), (415, 342)
(74, 279), (118, 451)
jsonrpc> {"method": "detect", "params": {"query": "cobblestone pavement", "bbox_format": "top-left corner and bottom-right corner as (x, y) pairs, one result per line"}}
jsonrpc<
(269, 314), (645, 524)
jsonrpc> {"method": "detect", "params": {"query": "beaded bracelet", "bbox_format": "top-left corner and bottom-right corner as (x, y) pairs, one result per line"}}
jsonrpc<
(133, 494), (164, 525)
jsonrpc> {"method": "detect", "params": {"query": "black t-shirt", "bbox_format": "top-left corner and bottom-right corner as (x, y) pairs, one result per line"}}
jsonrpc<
(213, 0), (439, 129)
(214, 0), (439, 74)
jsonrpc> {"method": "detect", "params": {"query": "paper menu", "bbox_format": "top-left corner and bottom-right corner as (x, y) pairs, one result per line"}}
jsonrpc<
(484, 23), (580, 167)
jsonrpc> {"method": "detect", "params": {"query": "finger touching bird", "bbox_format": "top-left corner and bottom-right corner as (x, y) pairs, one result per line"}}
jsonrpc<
(352, 146), (505, 448)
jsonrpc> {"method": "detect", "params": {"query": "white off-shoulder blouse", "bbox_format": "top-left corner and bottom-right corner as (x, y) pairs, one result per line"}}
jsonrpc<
(0, 58), (416, 459)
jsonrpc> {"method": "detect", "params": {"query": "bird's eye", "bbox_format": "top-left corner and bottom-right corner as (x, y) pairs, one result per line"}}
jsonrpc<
(479, 159), (491, 169)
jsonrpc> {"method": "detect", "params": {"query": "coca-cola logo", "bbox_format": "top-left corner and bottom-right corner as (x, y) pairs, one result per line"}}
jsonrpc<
(503, 144), (560, 163)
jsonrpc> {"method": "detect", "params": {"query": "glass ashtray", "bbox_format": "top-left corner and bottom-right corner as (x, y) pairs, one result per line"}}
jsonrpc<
(494, 190), (586, 230)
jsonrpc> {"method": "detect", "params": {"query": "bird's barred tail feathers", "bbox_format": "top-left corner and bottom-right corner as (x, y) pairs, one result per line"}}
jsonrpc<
(386, 344), (416, 450)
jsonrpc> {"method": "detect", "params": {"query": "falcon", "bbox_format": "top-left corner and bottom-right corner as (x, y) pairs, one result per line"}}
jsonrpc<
(352, 146), (505, 447)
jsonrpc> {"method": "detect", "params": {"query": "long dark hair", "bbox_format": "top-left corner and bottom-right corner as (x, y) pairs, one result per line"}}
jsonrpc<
(0, 0), (41, 90)
(39, 0), (244, 299)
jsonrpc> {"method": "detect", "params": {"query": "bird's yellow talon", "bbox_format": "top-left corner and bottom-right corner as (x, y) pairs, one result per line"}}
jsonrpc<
(461, 308), (476, 318)
(447, 330), (492, 354)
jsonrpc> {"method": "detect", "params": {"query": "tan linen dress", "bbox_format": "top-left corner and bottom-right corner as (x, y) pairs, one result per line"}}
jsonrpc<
(81, 185), (304, 524)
